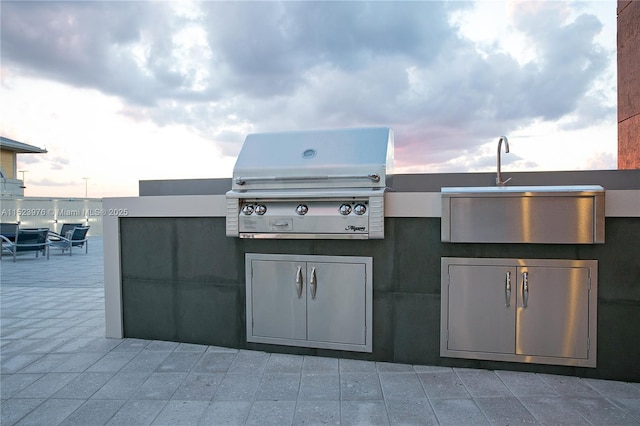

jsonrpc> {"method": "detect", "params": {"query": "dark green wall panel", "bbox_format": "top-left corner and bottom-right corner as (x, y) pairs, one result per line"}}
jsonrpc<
(393, 218), (442, 294)
(393, 293), (441, 365)
(175, 282), (242, 347)
(122, 278), (176, 340)
(173, 218), (242, 284)
(371, 291), (395, 361)
(120, 219), (175, 280)
(581, 218), (640, 302)
(119, 216), (640, 381)
(595, 300), (640, 381)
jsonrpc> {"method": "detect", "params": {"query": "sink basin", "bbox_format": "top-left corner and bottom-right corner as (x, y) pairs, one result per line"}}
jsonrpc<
(441, 185), (605, 244)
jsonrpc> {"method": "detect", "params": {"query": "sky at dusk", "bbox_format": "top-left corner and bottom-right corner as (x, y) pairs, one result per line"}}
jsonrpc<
(0, 1), (618, 198)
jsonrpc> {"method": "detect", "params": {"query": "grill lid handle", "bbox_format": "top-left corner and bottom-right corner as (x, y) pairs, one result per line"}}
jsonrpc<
(234, 173), (380, 186)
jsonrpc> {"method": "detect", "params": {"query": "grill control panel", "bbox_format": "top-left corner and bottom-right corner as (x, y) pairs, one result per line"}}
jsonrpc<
(226, 193), (385, 239)
(236, 199), (373, 238)
(241, 201), (368, 217)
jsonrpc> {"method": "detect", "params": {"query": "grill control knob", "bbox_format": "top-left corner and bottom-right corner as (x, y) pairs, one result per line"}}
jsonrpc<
(339, 204), (352, 215)
(255, 204), (267, 215)
(296, 204), (309, 215)
(354, 204), (367, 215)
(242, 204), (254, 215)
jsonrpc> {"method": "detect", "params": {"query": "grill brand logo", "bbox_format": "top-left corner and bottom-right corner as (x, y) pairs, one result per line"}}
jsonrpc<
(302, 148), (317, 159)
(345, 225), (366, 232)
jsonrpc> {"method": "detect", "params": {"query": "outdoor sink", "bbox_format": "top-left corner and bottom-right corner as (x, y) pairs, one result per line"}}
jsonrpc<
(441, 185), (605, 244)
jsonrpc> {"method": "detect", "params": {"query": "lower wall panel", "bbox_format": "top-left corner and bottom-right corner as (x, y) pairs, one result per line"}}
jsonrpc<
(119, 216), (640, 382)
(596, 300), (640, 381)
(123, 278), (176, 341)
(393, 293), (441, 365)
(122, 279), (243, 347)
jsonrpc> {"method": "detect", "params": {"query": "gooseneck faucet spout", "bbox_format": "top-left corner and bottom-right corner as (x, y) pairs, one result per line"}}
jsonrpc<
(496, 135), (511, 186)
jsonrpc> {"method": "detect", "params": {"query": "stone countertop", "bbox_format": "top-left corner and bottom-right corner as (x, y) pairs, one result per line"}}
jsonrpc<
(103, 190), (640, 219)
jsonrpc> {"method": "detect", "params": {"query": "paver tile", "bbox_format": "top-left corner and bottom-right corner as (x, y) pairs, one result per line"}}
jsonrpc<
(106, 400), (167, 426)
(199, 401), (251, 425)
(3, 236), (639, 426)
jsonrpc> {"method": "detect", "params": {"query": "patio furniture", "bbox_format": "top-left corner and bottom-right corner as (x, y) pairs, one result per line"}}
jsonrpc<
(0, 222), (19, 242)
(48, 223), (84, 241)
(49, 226), (89, 256)
(0, 228), (50, 262)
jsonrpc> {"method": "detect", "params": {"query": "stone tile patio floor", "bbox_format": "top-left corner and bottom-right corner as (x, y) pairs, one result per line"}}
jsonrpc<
(1, 237), (639, 425)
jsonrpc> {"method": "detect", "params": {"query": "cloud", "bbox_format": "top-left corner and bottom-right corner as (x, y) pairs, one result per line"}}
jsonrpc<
(511, 5), (610, 119)
(15, 154), (45, 166)
(584, 151), (616, 170)
(0, 1), (209, 105)
(31, 177), (77, 187)
(1, 1), (614, 173)
(49, 156), (70, 171)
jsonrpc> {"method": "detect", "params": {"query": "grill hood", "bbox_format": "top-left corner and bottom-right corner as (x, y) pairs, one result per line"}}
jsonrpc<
(229, 127), (393, 192)
(226, 127), (394, 239)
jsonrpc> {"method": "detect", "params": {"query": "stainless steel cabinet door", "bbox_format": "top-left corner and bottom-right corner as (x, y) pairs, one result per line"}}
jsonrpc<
(306, 262), (367, 345)
(447, 264), (516, 354)
(441, 258), (597, 367)
(250, 260), (307, 341)
(516, 266), (590, 359)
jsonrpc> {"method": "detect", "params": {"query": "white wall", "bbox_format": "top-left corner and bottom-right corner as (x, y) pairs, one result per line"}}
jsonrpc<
(0, 197), (103, 236)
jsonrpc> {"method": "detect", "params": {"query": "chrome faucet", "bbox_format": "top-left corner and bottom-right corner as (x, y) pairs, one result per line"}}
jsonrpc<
(496, 135), (511, 186)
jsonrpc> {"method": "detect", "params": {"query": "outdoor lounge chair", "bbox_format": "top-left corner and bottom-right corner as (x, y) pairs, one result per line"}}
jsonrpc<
(49, 226), (89, 256)
(0, 228), (50, 262)
(0, 222), (19, 242)
(48, 223), (83, 241)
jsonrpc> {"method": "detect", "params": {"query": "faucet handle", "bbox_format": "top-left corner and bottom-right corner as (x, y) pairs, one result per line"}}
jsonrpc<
(496, 176), (512, 186)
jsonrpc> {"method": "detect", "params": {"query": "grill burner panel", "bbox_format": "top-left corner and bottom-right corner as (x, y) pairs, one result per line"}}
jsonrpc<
(238, 199), (374, 239)
(226, 127), (393, 239)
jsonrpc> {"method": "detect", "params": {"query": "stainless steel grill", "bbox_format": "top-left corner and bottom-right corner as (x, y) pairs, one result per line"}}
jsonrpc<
(226, 127), (394, 239)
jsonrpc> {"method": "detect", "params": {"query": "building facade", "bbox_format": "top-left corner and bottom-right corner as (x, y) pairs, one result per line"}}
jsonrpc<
(618, 1), (640, 169)
(0, 136), (47, 197)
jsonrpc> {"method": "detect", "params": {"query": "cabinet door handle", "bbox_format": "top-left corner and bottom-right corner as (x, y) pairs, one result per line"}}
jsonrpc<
(522, 271), (529, 308)
(505, 271), (511, 307)
(295, 266), (303, 298)
(310, 266), (317, 299)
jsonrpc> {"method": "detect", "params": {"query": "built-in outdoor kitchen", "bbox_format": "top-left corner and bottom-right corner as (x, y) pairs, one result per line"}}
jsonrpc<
(103, 127), (640, 383)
